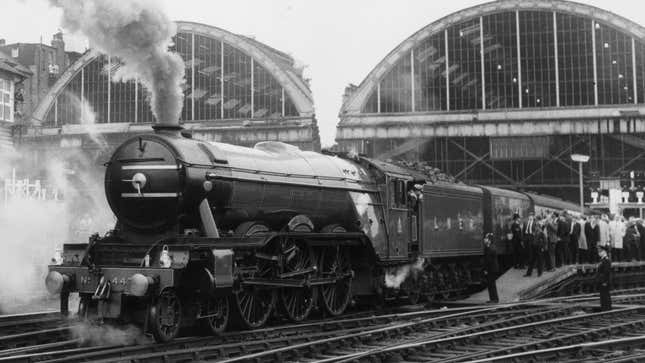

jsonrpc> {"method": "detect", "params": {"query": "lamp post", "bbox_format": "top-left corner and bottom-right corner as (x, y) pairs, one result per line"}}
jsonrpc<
(571, 154), (590, 214)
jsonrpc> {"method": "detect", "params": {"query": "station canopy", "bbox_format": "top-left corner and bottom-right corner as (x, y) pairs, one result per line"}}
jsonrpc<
(34, 21), (314, 126)
(341, 0), (645, 116)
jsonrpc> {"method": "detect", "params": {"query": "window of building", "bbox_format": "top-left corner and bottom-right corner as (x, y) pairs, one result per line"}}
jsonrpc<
(448, 18), (482, 110)
(44, 31), (303, 125)
(595, 22), (633, 105)
(0, 78), (14, 122)
(484, 12), (520, 109)
(557, 13), (595, 106)
(379, 53), (413, 113)
(414, 32), (447, 111)
(520, 11), (556, 108)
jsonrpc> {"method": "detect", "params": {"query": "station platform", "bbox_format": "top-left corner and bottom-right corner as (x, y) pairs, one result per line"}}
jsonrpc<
(463, 261), (645, 303)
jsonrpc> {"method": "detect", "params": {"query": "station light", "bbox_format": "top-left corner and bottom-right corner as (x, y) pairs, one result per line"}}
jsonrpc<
(571, 154), (590, 163)
(591, 190), (599, 204)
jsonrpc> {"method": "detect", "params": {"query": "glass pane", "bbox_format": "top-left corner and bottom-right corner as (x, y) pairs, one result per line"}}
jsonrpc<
(173, 32), (193, 121)
(595, 22), (633, 105)
(447, 18), (482, 110)
(519, 11), (556, 107)
(222, 43), (252, 119)
(557, 13), (594, 106)
(380, 52), (413, 113)
(194, 34), (222, 121)
(414, 31), (447, 111)
(254, 60), (283, 118)
(635, 41), (645, 104)
(362, 88), (378, 113)
(483, 12), (519, 109)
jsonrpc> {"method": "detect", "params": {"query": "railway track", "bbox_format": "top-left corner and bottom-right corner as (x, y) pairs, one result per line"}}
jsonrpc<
(2, 304), (537, 363)
(0, 304), (456, 361)
(0, 311), (61, 336)
(33, 303), (566, 363)
(0, 311), (73, 354)
(313, 306), (645, 363)
(468, 334), (645, 362)
(5, 288), (645, 362)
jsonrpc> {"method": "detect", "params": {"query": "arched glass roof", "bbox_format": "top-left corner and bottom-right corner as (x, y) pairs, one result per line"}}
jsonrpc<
(342, 0), (645, 115)
(34, 21), (314, 126)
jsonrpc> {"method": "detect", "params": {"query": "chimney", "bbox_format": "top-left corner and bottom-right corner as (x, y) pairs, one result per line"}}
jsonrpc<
(50, 31), (66, 72)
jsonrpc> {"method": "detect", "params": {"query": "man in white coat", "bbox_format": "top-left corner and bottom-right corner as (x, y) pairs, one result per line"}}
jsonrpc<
(609, 214), (626, 261)
(598, 214), (611, 252)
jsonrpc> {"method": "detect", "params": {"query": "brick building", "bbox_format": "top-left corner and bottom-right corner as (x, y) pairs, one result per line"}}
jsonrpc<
(0, 32), (81, 122)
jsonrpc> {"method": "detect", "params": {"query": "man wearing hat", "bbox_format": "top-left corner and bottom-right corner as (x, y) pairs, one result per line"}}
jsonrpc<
(557, 211), (572, 265)
(510, 213), (524, 268)
(522, 212), (538, 276)
(596, 245), (612, 311)
(483, 233), (499, 303)
(407, 184), (423, 211)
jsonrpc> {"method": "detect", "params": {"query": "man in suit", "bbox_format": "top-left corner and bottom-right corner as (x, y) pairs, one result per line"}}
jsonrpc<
(526, 216), (546, 277)
(523, 212), (538, 276)
(546, 213), (559, 271)
(596, 245), (612, 311)
(557, 212), (572, 265)
(483, 233), (499, 303)
(570, 216), (582, 264)
(510, 214), (524, 268)
(637, 219), (645, 261)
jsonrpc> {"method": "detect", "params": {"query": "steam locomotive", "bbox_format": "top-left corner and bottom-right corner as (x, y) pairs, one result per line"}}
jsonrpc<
(46, 126), (586, 342)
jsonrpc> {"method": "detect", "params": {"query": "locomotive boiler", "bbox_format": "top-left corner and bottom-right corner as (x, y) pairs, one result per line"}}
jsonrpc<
(46, 126), (587, 342)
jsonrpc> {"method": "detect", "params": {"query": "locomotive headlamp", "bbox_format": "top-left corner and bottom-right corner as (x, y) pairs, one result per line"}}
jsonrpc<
(125, 273), (155, 297)
(203, 180), (213, 192)
(45, 271), (69, 294)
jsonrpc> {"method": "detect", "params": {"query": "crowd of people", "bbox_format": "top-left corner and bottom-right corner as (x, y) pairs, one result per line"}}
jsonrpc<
(506, 211), (645, 277)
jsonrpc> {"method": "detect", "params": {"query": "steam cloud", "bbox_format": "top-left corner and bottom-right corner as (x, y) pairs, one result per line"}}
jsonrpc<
(0, 148), (113, 313)
(71, 321), (151, 346)
(384, 258), (425, 289)
(50, 0), (185, 125)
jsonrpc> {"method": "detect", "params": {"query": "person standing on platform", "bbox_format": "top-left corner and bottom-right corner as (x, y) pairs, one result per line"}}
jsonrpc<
(557, 212), (572, 266)
(546, 212), (558, 271)
(570, 215), (582, 264)
(596, 246), (612, 311)
(483, 233), (499, 303)
(625, 217), (640, 261)
(599, 214), (611, 255)
(610, 214), (625, 262)
(525, 215), (544, 277)
(577, 217), (588, 264)
(637, 219), (645, 261)
(510, 214), (524, 269)
(586, 216), (600, 263)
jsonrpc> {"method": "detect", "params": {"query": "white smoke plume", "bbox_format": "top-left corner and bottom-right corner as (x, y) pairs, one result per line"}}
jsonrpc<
(64, 91), (109, 150)
(384, 257), (425, 289)
(50, 0), (185, 125)
(71, 321), (151, 346)
(0, 148), (114, 314)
